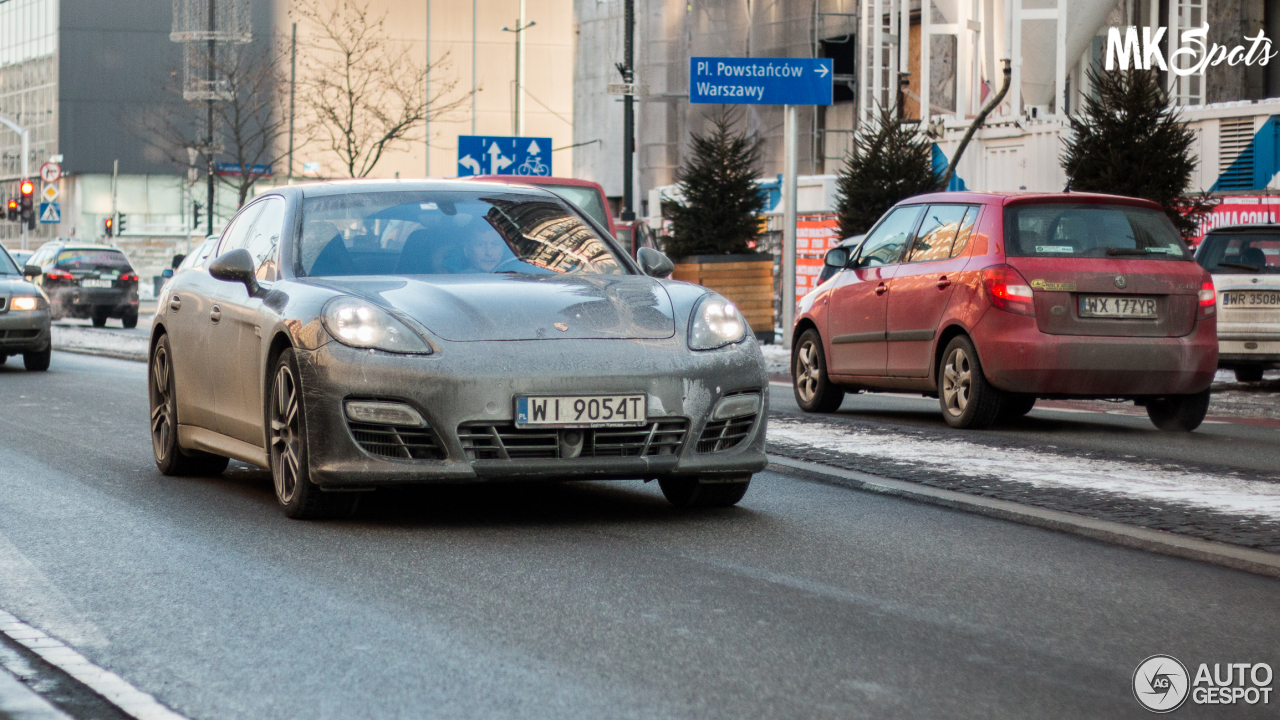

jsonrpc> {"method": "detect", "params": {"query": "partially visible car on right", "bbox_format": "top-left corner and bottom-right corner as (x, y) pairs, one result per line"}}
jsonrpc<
(9, 250), (33, 267)
(1194, 225), (1280, 381)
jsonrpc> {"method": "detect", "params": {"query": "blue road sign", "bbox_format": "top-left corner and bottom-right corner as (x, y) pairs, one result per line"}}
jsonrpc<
(690, 57), (833, 106)
(39, 202), (60, 224)
(457, 135), (553, 177)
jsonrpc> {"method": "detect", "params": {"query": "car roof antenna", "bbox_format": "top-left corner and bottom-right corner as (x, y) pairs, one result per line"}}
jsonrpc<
(1063, 177), (1073, 193)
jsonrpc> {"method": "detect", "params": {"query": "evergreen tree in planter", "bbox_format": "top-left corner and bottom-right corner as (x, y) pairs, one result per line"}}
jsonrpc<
(661, 109), (768, 257)
(1062, 68), (1214, 240)
(835, 104), (940, 238)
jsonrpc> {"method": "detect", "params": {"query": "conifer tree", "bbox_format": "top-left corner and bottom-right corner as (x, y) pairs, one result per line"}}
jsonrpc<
(835, 104), (940, 238)
(661, 109), (768, 257)
(1062, 68), (1214, 240)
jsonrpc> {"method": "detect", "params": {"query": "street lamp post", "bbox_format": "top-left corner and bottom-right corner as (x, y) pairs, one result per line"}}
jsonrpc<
(0, 114), (30, 249)
(501, 2), (535, 137)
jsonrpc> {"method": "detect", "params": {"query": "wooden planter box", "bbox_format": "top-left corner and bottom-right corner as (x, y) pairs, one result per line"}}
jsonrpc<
(670, 253), (775, 343)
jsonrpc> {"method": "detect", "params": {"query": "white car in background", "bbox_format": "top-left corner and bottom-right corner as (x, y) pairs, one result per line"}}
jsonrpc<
(1195, 226), (1280, 381)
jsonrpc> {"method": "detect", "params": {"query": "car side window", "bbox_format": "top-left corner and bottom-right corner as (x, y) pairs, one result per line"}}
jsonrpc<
(244, 197), (286, 281)
(907, 205), (969, 263)
(854, 206), (923, 268)
(216, 202), (266, 257)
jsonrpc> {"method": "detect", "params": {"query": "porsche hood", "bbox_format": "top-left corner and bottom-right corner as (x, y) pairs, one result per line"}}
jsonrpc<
(315, 273), (677, 342)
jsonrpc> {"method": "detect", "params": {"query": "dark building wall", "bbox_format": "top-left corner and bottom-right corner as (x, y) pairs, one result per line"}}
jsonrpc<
(58, 0), (277, 176)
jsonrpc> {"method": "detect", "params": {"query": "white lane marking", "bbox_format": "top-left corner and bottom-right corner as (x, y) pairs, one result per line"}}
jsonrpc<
(0, 609), (188, 720)
(0, 535), (108, 649)
(0, 662), (72, 720)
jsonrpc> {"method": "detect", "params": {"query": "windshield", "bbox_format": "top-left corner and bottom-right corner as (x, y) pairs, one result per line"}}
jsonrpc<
(1004, 204), (1190, 260)
(300, 191), (626, 277)
(1196, 234), (1280, 274)
(0, 248), (18, 275)
(56, 249), (133, 273)
(546, 186), (611, 230)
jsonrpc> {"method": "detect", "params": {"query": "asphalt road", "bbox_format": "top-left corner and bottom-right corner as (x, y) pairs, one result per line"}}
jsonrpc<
(0, 352), (1277, 719)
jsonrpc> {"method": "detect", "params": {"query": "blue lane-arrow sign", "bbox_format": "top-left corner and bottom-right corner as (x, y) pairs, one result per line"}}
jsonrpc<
(457, 135), (553, 177)
(690, 57), (833, 106)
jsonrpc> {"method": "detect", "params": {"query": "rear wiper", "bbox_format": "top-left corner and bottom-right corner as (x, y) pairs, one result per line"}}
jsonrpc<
(1105, 247), (1160, 256)
(1215, 261), (1261, 272)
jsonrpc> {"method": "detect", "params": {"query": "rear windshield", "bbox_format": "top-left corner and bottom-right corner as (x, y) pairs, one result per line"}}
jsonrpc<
(546, 186), (611, 231)
(299, 190), (626, 277)
(0, 248), (18, 275)
(56, 249), (133, 272)
(1004, 204), (1190, 260)
(1196, 234), (1280, 274)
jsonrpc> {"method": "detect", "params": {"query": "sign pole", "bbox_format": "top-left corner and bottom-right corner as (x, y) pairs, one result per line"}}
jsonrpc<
(782, 104), (798, 351)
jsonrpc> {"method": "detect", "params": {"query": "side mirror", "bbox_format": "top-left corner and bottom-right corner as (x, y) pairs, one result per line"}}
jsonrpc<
(23, 265), (41, 279)
(824, 247), (849, 269)
(636, 247), (674, 279)
(161, 268), (174, 278)
(209, 248), (260, 296)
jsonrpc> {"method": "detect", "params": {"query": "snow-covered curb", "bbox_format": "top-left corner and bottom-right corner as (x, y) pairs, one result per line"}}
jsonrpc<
(51, 325), (148, 362)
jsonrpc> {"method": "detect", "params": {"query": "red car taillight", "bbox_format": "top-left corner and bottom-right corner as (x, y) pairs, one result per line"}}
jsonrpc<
(45, 269), (73, 281)
(120, 272), (138, 283)
(981, 264), (1036, 316)
(1198, 279), (1216, 318)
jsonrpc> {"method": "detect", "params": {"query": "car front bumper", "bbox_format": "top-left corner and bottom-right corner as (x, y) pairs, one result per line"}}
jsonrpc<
(0, 307), (51, 355)
(972, 308), (1218, 396)
(296, 336), (769, 487)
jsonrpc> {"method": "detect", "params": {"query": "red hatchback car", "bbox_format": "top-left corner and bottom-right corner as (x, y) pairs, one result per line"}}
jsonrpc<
(791, 192), (1219, 431)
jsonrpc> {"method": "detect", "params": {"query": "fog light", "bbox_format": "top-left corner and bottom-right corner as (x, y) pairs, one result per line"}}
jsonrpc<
(711, 393), (760, 420)
(344, 401), (425, 427)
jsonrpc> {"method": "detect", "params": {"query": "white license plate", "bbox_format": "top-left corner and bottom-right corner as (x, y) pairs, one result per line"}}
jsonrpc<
(515, 394), (646, 428)
(1222, 291), (1280, 307)
(81, 279), (112, 288)
(1078, 295), (1158, 318)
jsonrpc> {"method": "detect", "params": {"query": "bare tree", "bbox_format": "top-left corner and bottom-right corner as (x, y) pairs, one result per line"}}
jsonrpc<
(292, 0), (465, 178)
(144, 44), (297, 207)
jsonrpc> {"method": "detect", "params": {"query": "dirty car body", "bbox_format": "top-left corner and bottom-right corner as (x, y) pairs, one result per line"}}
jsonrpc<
(150, 180), (767, 517)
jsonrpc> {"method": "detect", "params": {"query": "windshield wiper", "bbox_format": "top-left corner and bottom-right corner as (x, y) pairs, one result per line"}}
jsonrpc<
(1215, 261), (1261, 272)
(1106, 247), (1163, 256)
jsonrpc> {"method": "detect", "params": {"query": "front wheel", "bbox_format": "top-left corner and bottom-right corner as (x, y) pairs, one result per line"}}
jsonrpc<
(1146, 390), (1210, 432)
(149, 334), (229, 476)
(938, 335), (1003, 429)
(269, 348), (358, 519)
(792, 330), (844, 413)
(23, 347), (51, 372)
(659, 475), (751, 508)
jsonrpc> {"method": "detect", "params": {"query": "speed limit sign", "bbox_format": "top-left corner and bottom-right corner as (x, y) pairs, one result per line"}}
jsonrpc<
(39, 162), (62, 184)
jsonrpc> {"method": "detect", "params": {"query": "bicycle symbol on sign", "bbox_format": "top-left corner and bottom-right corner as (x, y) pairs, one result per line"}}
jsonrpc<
(517, 156), (549, 176)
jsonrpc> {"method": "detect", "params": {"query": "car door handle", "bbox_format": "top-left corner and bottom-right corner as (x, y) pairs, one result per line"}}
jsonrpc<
(936, 276), (951, 289)
(169, 295), (181, 312)
(875, 283), (888, 295)
(210, 305), (221, 324)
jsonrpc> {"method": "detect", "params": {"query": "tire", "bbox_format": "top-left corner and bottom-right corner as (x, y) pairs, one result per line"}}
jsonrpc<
(269, 348), (359, 519)
(1146, 389), (1211, 432)
(91, 310), (108, 328)
(659, 475), (751, 508)
(792, 329), (845, 413)
(1234, 366), (1264, 383)
(998, 394), (1036, 420)
(122, 312), (139, 330)
(149, 334), (229, 476)
(937, 335), (1003, 429)
(0, 354), (7, 365)
(23, 347), (51, 372)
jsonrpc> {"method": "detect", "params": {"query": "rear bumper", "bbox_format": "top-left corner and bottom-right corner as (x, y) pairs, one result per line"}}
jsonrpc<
(47, 286), (138, 317)
(0, 308), (51, 354)
(972, 308), (1218, 396)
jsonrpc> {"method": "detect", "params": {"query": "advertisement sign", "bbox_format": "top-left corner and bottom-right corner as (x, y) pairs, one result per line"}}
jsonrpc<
(1191, 196), (1280, 246)
(795, 214), (843, 297)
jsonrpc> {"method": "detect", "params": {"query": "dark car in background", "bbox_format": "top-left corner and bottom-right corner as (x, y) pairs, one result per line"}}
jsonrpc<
(0, 245), (52, 370)
(1194, 225), (1280, 381)
(24, 242), (140, 328)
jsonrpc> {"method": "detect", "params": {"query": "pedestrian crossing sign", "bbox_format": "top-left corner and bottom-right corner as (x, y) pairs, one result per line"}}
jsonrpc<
(39, 202), (61, 224)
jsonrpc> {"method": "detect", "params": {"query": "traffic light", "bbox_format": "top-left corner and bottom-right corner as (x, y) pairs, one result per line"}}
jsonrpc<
(5, 198), (16, 222)
(19, 180), (35, 230)
(104, 216), (114, 238)
(117, 213), (128, 235)
(192, 201), (202, 230)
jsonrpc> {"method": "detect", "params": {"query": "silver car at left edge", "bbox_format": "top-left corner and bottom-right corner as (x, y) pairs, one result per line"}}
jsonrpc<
(0, 245), (52, 371)
(149, 180), (767, 519)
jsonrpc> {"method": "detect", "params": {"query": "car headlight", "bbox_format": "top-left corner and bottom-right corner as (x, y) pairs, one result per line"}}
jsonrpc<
(10, 296), (39, 311)
(688, 293), (748, 350)
(321, 297), (432, 354)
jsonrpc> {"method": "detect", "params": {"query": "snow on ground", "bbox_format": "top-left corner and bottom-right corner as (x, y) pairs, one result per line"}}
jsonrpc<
(769, 416), (1280, 521)
(759, 343), (789, 374)
(50, 324), (148, 361)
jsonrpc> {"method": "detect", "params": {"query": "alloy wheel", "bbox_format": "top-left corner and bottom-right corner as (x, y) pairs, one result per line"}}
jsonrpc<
(794, 340), (820, 403)
(941, 347), (973, 417)
(270, 363), (302, 504)
(150, 345), (173, 462)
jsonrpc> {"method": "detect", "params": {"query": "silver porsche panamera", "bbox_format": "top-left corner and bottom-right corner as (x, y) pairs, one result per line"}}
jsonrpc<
(149, 180), (768, 518)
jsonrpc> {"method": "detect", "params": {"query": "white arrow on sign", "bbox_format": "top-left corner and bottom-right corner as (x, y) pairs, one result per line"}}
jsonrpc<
(527, 140), (542, 155)
(459, 154), (482, 174)
(815, 64), (829, 78)
(487, 142), (513, 173)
